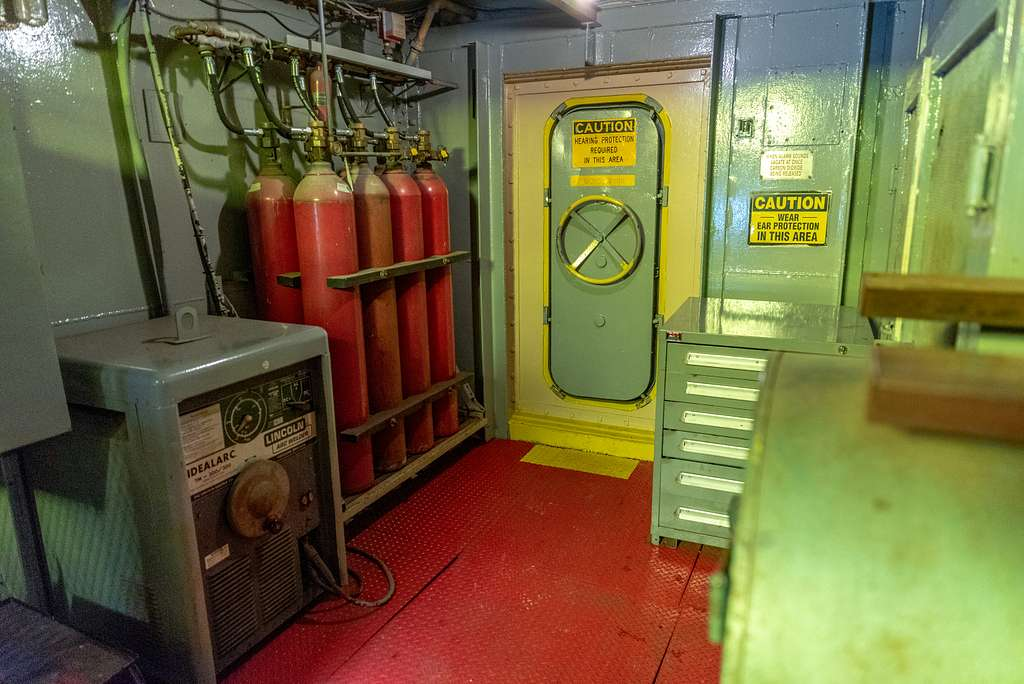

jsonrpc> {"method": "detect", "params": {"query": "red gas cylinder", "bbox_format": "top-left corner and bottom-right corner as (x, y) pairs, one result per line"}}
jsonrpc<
(414, 164), (459, 437)
(294, 160), (374, 494)
(245, 146), (303, 324)
(352, 162), (406, 472)
(380, 167), (434, 454)
(308, 64), (328, 123)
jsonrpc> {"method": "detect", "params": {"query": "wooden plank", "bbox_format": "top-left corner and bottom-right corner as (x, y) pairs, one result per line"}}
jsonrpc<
(276, 251), (470, 291)
(338, 371), (472, 442)
(341, 416), (488, 521)
(327, 251), (470, 289)
(277, 272), (300, 288)
(859, 272), (1024, 327)
(868, 346), (1024, 442)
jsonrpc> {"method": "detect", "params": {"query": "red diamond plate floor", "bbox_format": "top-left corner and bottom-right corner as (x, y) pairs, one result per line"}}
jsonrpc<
(226, 439), (723, 683)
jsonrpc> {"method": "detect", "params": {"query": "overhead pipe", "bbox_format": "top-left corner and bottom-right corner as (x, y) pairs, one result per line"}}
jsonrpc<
(405, 0), (475, 66)
(171, 20), (265, 48)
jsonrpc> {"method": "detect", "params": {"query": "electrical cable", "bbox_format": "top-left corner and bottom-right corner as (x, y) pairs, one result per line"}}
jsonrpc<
(140, 1), (235, 316)
(301, 541), (395, 608)
(193, 0), (316, 36)
(335, 0), (376, 20)
(113, 8), (168, 317)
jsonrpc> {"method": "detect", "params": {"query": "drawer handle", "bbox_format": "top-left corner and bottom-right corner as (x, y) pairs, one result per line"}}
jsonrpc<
(683, 410), (754, 432)
(686, 352), (766, 373)
(675, 507), (730, 528)
(676, 472), (743, 493)
(685, 381), (759, 403)
(681, 439), (749, 462)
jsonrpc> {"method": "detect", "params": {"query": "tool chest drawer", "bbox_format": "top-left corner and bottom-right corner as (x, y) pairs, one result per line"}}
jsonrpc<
(661, 429), (750, 467)
(659, 458), (744, 510)
(663, 372), (761, 408)
(665, 343), (771, 381)
(662, 401), (756, 439)
(658, 490), (734, 540)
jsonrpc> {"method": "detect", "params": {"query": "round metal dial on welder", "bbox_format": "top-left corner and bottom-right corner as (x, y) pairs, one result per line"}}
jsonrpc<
(227, 460), (291, 538)
(556, 196), (643, 285)
(223, 392), (267, 444)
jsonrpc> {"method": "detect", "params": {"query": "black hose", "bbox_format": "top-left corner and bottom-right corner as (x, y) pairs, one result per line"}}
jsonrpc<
(248, 62), (294, 139)
(207, 67), (246, 135)
(301, 540), (395, 609)
(333, 65), (359, 125)
(290, 56), (319, 120)
(369, 73), (394, 128)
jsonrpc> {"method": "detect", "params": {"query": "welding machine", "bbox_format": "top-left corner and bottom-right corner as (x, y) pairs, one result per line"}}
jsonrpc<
(14, 311), (346, 682)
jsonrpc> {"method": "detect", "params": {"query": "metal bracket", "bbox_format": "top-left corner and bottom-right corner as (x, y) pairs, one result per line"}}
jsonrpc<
(965, 134), (995, 216)
(657, 186), (670, 207)
(154, 306), (211, 345)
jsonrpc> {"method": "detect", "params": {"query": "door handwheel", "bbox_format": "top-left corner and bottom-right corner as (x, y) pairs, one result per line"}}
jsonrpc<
(555, 196), (643, 285)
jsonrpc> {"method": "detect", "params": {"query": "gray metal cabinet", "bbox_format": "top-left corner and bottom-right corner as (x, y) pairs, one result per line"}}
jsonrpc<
(650, 297), (874, 548)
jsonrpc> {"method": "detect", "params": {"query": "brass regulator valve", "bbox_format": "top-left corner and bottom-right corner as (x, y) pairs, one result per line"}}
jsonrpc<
(412, 129), (449, 165)
(305, 120), (329, 163)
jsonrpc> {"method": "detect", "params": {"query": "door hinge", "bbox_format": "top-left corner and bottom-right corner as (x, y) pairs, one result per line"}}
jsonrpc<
(658, 186), (670, 207)
(543, 305), (551, 324)
(966, 134), (996, 216)
(544, 188), (551, 207)
(653, 314), (664, 328)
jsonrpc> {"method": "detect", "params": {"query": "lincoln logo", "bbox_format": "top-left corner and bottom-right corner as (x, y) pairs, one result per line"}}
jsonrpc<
(265, 417), (306, 446)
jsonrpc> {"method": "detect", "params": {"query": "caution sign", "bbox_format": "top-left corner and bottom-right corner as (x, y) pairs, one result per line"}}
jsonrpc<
(571, 118), (637, 168)
(748, 191), (830, 245)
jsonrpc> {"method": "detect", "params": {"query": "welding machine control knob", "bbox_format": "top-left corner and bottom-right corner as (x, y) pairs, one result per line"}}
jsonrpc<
(227, 460), (291, 538)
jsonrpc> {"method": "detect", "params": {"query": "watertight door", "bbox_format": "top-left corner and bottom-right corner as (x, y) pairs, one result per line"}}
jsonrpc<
(546, 97), (666, 405)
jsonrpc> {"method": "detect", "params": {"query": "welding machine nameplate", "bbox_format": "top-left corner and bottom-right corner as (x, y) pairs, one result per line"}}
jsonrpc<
(180, 370), (317, 495)
(748, 191), (830, 245)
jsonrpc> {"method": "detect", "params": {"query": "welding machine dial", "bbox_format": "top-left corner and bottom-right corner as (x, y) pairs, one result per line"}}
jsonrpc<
(224, 392), (268, 444)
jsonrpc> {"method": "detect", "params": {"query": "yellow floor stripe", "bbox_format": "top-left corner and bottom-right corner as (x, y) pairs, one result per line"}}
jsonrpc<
(520, 444), (638, 480)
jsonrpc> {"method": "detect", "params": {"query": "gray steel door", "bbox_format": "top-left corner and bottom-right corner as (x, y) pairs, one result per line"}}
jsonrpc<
(546, 97), (666, 405)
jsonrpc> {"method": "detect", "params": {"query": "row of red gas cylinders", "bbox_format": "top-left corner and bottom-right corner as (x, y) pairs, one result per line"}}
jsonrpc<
(245, 156), (459, 494)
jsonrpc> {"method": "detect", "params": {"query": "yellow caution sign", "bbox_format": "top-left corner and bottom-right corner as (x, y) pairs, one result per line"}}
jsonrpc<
(748, 191), (830, 245)
(571, 118), (637, 168)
